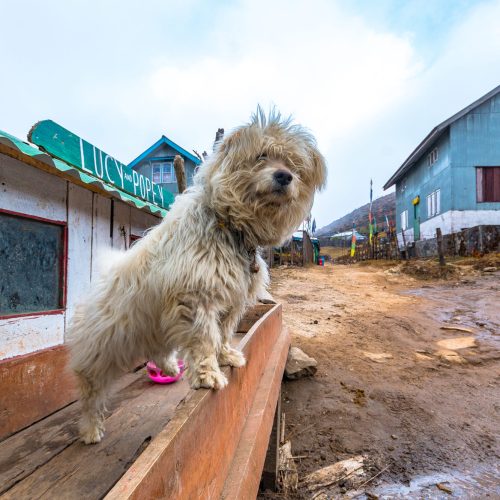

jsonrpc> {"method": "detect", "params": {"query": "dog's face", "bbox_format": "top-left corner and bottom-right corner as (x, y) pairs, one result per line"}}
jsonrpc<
(200, 110), (327, 245)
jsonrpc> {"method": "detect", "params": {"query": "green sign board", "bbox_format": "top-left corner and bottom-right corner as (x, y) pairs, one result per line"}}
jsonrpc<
(28, 120), (174, 210)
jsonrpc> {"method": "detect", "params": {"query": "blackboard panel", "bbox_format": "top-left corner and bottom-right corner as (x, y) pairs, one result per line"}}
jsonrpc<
(0, 213), (65, 316)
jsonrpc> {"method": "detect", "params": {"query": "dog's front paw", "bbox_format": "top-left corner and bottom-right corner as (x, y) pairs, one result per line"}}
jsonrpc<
(189, 368), (228, 390)
(80, 424), (104, 444)
(219, 347), (246, 368)
(156, 357), (180, 377)
(258, 298), (277, 304)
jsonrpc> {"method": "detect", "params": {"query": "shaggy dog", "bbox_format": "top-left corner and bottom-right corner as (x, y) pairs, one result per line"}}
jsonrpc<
(68, 109), (327, 444)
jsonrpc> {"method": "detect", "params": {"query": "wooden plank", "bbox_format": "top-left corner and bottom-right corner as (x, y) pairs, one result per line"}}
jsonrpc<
(1, 373), (190, 500)
(261, 388), (282, 491)
(91, 194), (112, 282)
(130, 207), (159, 239)
(237, 303), (274, 332)
(28, 120), (174, 210)
(0, 346), (76, 441)
(0, 154), (67, 222)
(0, 146), (164, 220)
(106, 304), (282, 500)
(112, 200), (131, 250)
(66, 183), (93, 323)
(0, 311), (65, 361)
(0, 370), (140, 494)
(221, 327), (290, 499)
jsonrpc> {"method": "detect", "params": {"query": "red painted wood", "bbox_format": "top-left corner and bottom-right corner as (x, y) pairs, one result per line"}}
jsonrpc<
(0, 207), (66, 226)
(0, 309), (65, 320)
(105, 304), (282, 500)
(221, 327), (290, 499)
(0, 346), (76, 440)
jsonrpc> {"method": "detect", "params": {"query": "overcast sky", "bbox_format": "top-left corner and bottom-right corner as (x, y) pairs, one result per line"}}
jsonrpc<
(1, 0), (500, 227)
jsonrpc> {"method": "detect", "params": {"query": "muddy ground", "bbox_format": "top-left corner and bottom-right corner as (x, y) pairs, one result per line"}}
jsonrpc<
(267, 257), (499, 498)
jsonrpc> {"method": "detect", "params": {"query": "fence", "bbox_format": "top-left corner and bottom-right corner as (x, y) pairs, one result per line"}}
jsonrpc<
(331, 224), (500, 263)
(263, 231), (315, 267)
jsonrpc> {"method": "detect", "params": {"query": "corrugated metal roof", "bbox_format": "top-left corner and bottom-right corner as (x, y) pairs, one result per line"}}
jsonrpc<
(0, 130), (167, 217)
(383, 84), (500, 190)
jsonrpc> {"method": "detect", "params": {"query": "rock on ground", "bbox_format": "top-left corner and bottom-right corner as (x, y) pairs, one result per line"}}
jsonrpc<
(285, 346), (318, 379)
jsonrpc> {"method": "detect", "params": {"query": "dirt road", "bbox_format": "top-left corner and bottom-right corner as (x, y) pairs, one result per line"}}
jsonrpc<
(269, 260), (499, 498)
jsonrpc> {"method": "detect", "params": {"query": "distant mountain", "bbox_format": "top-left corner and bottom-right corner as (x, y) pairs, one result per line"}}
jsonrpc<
(315, 192), (396, 238)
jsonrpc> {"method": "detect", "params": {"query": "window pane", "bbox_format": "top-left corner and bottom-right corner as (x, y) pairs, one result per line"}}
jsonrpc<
(162, 163), (172, 183)
(152, 166), (161, 184)
(0, 213), (65, 315)
(436, 189), (441, 214)
(476, 168), (484, 202)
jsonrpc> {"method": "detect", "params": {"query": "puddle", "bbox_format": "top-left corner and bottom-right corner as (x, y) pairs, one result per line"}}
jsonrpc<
(357, 462), (500, 499)
(402, 274), (500, 348)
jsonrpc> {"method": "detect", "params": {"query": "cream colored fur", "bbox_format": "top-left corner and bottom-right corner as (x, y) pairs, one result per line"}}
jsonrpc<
(68, 108), (327, 444)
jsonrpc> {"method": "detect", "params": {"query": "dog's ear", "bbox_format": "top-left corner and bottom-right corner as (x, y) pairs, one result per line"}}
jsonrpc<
(308, 147), (328, 191)
(218, 127), (259, 164)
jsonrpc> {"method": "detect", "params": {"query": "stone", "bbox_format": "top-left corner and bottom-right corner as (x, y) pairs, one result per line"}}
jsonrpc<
(285, 347), (318, 380)
(483, 267), (497, 273)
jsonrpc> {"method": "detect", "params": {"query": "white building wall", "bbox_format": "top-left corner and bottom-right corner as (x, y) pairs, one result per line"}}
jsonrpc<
(397, 209), (500, 246)
(0, 154), (162, 360)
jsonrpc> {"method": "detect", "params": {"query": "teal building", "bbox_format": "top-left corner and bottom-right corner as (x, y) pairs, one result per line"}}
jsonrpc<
(384, 85), (500, 245)
(129, 136), (202, 195)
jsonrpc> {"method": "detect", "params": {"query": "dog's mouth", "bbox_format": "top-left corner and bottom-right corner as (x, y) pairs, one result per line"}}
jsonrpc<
(271, 185), (289, 196)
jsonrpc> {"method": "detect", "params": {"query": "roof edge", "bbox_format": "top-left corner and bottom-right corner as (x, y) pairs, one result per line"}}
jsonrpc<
(128, 135), (202, 168)
(383, 84), (500, 190)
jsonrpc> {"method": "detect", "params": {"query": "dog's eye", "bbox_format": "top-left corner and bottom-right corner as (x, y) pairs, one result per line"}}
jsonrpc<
(257, 154), (268, 162)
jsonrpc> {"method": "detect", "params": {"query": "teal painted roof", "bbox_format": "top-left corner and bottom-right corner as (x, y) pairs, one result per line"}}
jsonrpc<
(0, 130), (167, 217)
(128, 135), (202, 168)
(384, 84), (500, 190)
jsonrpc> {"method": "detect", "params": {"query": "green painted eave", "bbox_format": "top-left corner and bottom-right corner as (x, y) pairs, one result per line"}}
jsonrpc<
(0, 130), (167, 218)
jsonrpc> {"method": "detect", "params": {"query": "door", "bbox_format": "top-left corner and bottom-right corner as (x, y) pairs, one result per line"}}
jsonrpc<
(413, 199), (420, 241)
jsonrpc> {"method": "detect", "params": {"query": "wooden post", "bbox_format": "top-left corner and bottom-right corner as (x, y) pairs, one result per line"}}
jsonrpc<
(213, 128), (225, 152)
(401, 229), (408, 260)
(436, 227), (446, 266)
(173, 155), (187, 194)
(260, 389), (282, 491)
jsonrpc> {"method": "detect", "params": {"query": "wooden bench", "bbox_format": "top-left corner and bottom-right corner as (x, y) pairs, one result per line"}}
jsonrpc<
(0, 304), (289, 499)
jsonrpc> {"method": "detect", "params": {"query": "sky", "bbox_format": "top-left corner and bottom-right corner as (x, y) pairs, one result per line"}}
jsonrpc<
(1, 0), (500, 228)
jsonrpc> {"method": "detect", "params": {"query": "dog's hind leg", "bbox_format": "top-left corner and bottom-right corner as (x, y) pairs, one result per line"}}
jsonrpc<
(75, 372), (110, 444)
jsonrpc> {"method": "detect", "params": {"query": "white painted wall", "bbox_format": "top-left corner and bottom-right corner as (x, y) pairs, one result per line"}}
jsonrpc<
(397, 209), (500, 244)
(0, 154), (162, 360)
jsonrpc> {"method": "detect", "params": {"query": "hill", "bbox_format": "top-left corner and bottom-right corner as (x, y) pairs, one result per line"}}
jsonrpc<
(315, 191), (396, 238)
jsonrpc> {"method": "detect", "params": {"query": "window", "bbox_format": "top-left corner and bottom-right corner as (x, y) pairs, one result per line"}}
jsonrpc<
(476, 167), (500, 202)
(400, 210), (408, 231)
(426, 189), (441, 218)
(427, 148), (438, 166)
(152, 161), (175, 184)
(0, 211), (66, 317)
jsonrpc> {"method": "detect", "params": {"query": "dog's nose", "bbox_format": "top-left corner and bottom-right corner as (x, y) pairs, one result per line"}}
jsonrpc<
(273, 170), (293, 187)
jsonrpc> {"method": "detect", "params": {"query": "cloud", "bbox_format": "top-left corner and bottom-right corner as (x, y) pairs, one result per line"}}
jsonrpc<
(3, 0), (499, 228)
(82, 0), (421, 165)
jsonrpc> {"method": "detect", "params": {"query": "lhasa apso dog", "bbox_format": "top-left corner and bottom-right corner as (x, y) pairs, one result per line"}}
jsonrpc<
(68, 108), (327, 443)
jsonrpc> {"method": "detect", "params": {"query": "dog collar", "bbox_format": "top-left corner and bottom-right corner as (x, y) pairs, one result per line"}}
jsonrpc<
(216, 217), (259, 274)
